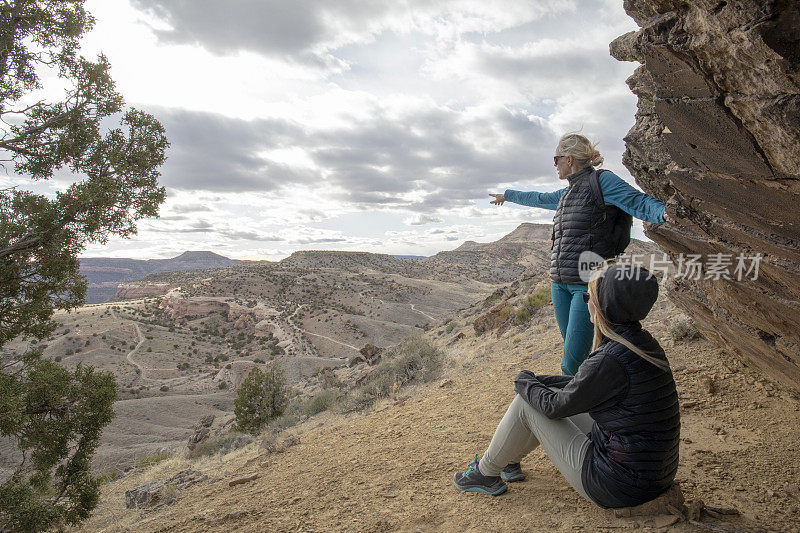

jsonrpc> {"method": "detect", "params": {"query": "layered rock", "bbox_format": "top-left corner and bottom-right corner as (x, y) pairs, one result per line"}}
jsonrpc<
(159, 295), (230, 320)
(114, 282), (174, 300)
(611, 1), (800, 388)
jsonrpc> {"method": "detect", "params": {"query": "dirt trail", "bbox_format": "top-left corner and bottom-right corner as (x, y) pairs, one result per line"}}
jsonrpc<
(111, 308), (194, 387)
(81, 298), (800, 532)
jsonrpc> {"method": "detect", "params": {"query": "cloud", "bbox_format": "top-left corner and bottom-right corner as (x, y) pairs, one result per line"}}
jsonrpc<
(153, 108), (320, 192)
(130, 0), (568, 67)
(171, 203), (213, 214)
(405, 214), (443, 226)
(149, 103), (559, 208)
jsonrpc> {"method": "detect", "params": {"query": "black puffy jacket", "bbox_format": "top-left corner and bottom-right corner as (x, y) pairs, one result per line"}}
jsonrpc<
(550, 167), (622, 284)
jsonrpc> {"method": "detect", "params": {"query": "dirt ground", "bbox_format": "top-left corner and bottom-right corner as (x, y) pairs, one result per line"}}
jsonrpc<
(78, 293), (800, 532)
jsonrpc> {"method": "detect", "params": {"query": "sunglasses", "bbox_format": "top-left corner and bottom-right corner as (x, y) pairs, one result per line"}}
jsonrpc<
(554, 155), (567, 164)
(582, 290), (590, 303)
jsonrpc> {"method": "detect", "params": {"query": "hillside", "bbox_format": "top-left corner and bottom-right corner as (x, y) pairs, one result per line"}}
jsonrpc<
(77, 281), (800, 532)
(79, 251), (243, 303)
(1, 225), (665, 488)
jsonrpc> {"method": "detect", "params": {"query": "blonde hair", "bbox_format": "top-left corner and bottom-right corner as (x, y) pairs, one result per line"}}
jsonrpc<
(588, 269), (669, 371)
(557, 132), (604, 167)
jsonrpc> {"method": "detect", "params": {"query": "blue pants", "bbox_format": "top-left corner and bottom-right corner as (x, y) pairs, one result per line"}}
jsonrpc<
(551, 282), (595, 375)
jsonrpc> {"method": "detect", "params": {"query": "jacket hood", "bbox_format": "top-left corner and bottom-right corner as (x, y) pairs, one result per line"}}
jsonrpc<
(596, 264), (658, 324)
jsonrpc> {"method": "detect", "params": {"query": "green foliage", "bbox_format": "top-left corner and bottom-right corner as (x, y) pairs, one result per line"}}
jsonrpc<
(515, 307), (531, 322)
(234, 365), (288, 435)
(0, 3), (167, 526)
(303, 389), (342, 417)
(137, 453), (171, 468)
(524, 287), (551, 309)
(0, 358), (116, 531)
(482, 291), (503, 307)
(159, 385), (169, 392)
(514, 287), (552, 323)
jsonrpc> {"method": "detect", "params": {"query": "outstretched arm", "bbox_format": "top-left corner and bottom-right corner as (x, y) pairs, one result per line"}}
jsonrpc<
(597, 171), (667, 224)
(491, 188), (565, 210)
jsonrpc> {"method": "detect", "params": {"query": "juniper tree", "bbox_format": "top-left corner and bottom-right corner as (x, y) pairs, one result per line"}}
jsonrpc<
(0, 1), (168, 530)
(234, 365), (288, 435)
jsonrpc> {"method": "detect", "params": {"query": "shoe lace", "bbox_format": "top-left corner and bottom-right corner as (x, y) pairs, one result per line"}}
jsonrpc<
(466, 453), (480, 473)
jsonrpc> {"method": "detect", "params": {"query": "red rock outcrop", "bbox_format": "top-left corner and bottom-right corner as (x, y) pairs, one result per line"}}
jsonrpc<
(114, 282), (174, 300)
(611, 1), (800, 389)
(159, 296), (230, 320)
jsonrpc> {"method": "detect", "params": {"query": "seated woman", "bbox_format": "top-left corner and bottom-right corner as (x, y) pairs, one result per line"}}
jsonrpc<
(453, 264), (680, 508)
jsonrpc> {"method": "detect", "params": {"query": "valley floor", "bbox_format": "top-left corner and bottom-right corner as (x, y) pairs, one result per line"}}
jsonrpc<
(78, 294), (800, 532)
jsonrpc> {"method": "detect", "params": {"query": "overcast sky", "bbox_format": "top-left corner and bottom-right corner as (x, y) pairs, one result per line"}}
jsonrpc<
(25, 0), (647, 260)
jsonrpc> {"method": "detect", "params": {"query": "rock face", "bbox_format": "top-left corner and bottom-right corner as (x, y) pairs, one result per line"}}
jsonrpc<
(611, 1), (800, 389)
(114, 282), (174, 300)
(159, 295), (230, 320)
(124, 469), (207, 509)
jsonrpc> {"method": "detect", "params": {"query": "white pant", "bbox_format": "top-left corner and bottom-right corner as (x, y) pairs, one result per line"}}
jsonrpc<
(479, 394), (593, 502)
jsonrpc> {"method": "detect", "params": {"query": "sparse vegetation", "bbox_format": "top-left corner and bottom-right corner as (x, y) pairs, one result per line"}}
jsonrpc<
(185, 432), (254, 460)
(234, 365), (288, 435)
(344, 336), (444, 412)
(138, 452), (172, 468)
(303, 389), (342, 417)
(670, 317), (701, 341)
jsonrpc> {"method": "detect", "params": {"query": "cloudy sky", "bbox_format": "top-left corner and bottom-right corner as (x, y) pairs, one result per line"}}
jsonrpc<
(33, 0), (646, 260)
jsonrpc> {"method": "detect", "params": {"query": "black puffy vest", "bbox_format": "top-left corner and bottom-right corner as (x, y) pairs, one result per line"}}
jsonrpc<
(550, 167), (620, 284)
(582, 324), (680, 508)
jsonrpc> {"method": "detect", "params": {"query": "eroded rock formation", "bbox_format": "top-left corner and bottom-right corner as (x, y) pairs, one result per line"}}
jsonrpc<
(611, 1), (800, 388)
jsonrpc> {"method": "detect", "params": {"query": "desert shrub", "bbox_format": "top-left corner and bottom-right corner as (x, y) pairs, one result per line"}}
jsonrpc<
(515, 307), (531, 322)
(482, 291), (503, 307)
(160, 385), (169, 392)
(524, 287), (551, 308)
(218, 381), (228, 390)
(95, 471), (119, 486)
(138, 452), (171, 468)
(54, 356), (62, 362)
(444, 321), (457, 334)
(303, 390), (342, 417)
(234, 365), (288, 435)
(514, 286), (552, 323)
(343, 336), (444, 412)
(186, 432), (254, 459)
(499, 305), (512, 318)
(670, 317), (700, 341)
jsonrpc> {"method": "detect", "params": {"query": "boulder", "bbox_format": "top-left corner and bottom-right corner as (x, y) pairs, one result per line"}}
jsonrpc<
(124, 469), (207, 509)
(611, 1), (800, 390)
(359, 343), (383, 364)
(187, 415), (215, 451)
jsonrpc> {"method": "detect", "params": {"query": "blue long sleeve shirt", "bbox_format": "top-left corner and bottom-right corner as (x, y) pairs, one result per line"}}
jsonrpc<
(504, 170), (665, 224)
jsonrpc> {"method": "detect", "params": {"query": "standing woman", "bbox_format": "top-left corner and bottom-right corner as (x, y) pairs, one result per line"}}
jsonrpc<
(490, 133), (669, 375)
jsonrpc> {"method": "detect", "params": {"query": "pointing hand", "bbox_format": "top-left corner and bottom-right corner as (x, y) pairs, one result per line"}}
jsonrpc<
(489, 193), (506, 206)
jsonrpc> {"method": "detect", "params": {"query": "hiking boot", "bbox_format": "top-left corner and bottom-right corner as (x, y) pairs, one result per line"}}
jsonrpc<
(453, 454), (508, 496)
(500, 462), (525, 482)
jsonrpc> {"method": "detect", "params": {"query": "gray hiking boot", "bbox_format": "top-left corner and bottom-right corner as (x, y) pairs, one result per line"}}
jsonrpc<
(453, 454), (508, 496)
(500, 462), (525, 482)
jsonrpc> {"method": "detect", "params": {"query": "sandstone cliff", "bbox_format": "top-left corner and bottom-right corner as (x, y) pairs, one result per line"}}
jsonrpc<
(611, 1), (800, 388)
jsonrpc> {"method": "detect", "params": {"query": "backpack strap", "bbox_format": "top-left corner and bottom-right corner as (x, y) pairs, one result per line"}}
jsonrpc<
(589, 169), (606, 208)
